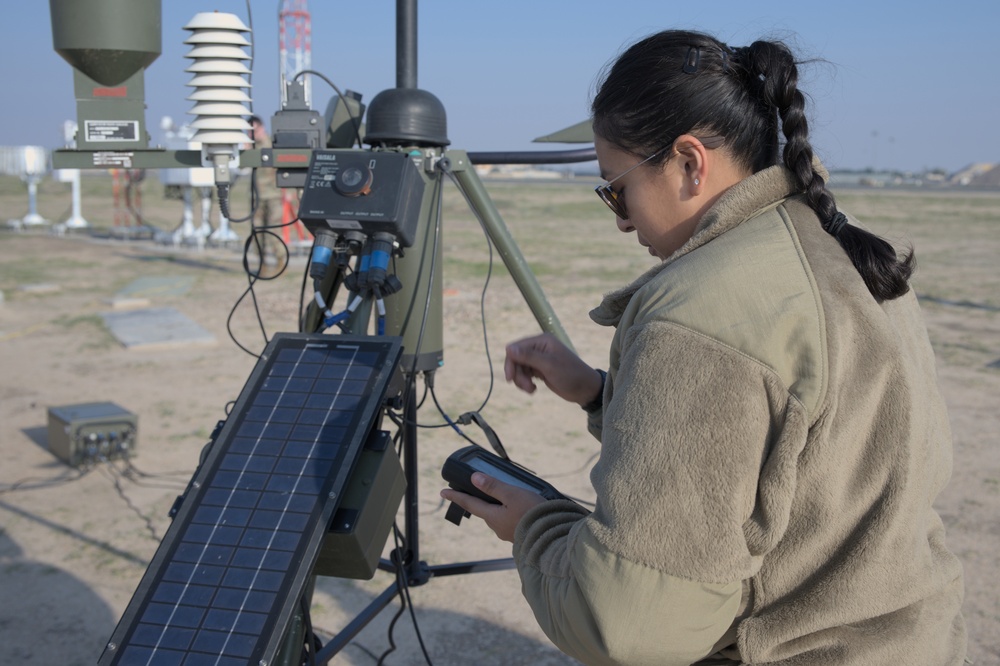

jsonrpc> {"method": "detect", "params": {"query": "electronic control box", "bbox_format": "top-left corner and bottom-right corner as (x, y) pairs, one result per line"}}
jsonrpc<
(314, 429), (406, 580)
(47, 402), (138, 467)
(296, 150), (426, 247)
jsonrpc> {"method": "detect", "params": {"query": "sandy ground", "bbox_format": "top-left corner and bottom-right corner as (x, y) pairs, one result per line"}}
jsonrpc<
(1, 179), (998, 665)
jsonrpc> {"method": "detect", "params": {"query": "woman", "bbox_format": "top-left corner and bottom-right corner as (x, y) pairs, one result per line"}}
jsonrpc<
(441, 30), (966, 665)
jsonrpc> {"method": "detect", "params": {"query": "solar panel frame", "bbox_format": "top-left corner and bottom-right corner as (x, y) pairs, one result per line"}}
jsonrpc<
(99, 333), (402, 666)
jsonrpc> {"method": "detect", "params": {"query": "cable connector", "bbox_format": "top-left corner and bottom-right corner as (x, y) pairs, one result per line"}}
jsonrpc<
(309, 229), (340, 282)
(323, 310), (350, 329)
(456, 411), (509, 460)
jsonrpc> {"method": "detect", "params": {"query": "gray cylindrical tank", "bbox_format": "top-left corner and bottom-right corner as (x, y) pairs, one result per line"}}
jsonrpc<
(50, 0), (162, 87)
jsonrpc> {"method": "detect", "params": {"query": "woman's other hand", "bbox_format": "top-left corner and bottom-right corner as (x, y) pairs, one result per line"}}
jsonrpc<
(504, 334), (603, 406)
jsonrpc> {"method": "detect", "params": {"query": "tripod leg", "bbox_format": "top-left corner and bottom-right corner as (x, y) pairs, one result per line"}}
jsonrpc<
(315, 583), (402, 662)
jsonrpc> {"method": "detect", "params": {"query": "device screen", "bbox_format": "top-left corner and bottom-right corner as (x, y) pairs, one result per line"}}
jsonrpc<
(466, 455), (540, 492)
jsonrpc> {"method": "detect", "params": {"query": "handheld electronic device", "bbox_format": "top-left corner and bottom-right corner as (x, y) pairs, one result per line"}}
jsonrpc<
(441, 445), (566, 525)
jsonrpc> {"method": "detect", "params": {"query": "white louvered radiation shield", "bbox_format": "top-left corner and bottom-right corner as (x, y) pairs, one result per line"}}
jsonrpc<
(183, 12), (253, 163)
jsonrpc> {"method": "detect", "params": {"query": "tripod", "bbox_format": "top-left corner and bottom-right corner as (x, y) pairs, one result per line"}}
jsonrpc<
(282, 5), (598, 663)
(300, 149), (577, 663)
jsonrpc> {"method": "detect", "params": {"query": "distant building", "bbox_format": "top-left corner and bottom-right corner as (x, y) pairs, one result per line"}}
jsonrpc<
(827, 170), (925, 188)
(475, 164), (565, 179)
(827, 165), (1000, 189)
(949, 163), (998, 187)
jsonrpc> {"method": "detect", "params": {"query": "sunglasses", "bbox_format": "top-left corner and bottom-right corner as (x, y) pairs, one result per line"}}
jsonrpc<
(594, 136), (725, 219)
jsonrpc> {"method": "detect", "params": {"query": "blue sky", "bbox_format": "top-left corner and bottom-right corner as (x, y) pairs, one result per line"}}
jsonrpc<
(4, 0), (998, 173)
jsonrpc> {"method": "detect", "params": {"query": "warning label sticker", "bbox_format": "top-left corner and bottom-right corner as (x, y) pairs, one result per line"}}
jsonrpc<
(84, 120), (139, 143)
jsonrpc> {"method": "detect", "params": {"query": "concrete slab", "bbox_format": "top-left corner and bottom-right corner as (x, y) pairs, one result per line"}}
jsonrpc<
(116, 276), (196, 299)
(18, 283), (61, 294)
(104, 296), (152, 310)
(100, 307), (216, 350)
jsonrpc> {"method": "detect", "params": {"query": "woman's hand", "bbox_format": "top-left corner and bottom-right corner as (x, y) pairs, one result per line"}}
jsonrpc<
(440, 473), (546, 543)
(505, 334), (603, 406)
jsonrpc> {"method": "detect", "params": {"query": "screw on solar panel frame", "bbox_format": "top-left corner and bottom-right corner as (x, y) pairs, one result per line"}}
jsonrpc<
(98, 333), (403, 666)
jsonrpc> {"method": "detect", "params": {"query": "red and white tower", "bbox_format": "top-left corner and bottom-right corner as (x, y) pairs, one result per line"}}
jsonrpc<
(279, 0), (312, 105)
(278, 0), (313, 245)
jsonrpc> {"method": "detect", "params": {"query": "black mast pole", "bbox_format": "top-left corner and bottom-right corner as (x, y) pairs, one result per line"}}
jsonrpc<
(397, 0), (417, 89)
(395, 0), (426, 585)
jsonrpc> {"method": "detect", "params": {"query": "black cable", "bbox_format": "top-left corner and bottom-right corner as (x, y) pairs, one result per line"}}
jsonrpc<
(377, 524), (434, 666)
(217, 168), (259, 225)
(376, 521), (409, 666)
(428, 380), (480, 448)
(245, 218), (293, 280)
(225, 278), (262, 359)
(101, 463), (159, 541)
(243, 227), (280, 343)
(217, 0), (282, 358)
(225, 220), (294, 358)
(443, 169), (497, 414)
(0, 467), (91, 495)
(385, 408), (404, 432)
(375, 591), (407, 666)
(292, 69), (365, 148)
(475, 237), (496, 412)
(354, 176), (446, 569)
(116, 472), (187, 491)
(309, 619), (380, 663)
(393, 524), (435, 666)
(117, 471), (187, 491)
(387, 169), (496, 435)
(415, 378), (430, 411)
(372, 432), (415, 664)
(426, 170), (596, 505)
(121, 456), (192, 481)
(346, 641), (381, 663)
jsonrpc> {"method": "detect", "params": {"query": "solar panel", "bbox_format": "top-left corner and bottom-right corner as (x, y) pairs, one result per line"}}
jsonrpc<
(99, 333), (402, 666)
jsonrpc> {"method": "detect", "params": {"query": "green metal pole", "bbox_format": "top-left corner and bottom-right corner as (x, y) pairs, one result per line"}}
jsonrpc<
(444, 150), (572, 350)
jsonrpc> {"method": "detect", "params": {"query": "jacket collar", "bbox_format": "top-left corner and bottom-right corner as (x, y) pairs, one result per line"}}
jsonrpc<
(590, 161), (827, 326)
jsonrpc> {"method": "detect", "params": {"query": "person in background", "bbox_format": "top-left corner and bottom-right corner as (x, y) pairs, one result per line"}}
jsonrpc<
(442, 29), (967, 665)
(248, 115), (282, 275)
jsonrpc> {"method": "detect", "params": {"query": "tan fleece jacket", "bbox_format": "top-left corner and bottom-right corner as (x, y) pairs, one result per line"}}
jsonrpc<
(512, 164), (967, 665)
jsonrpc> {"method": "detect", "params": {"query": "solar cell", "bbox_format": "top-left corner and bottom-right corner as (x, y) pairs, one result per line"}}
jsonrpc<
(99, 334), (402, 666)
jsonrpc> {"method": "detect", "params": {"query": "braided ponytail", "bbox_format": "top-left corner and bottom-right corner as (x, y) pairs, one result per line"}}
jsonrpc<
(741, 41), (915, 302)
(593, 30), (915, 302)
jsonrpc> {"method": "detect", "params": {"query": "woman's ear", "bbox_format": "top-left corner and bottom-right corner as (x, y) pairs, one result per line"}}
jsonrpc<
(673, 134), (709, 194)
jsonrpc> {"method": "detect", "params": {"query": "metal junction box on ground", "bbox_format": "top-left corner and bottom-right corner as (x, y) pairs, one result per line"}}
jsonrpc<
(46, 402), (138, 467)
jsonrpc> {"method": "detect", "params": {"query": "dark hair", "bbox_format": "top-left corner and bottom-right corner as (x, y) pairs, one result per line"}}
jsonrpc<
(592, 30), (914, 302)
